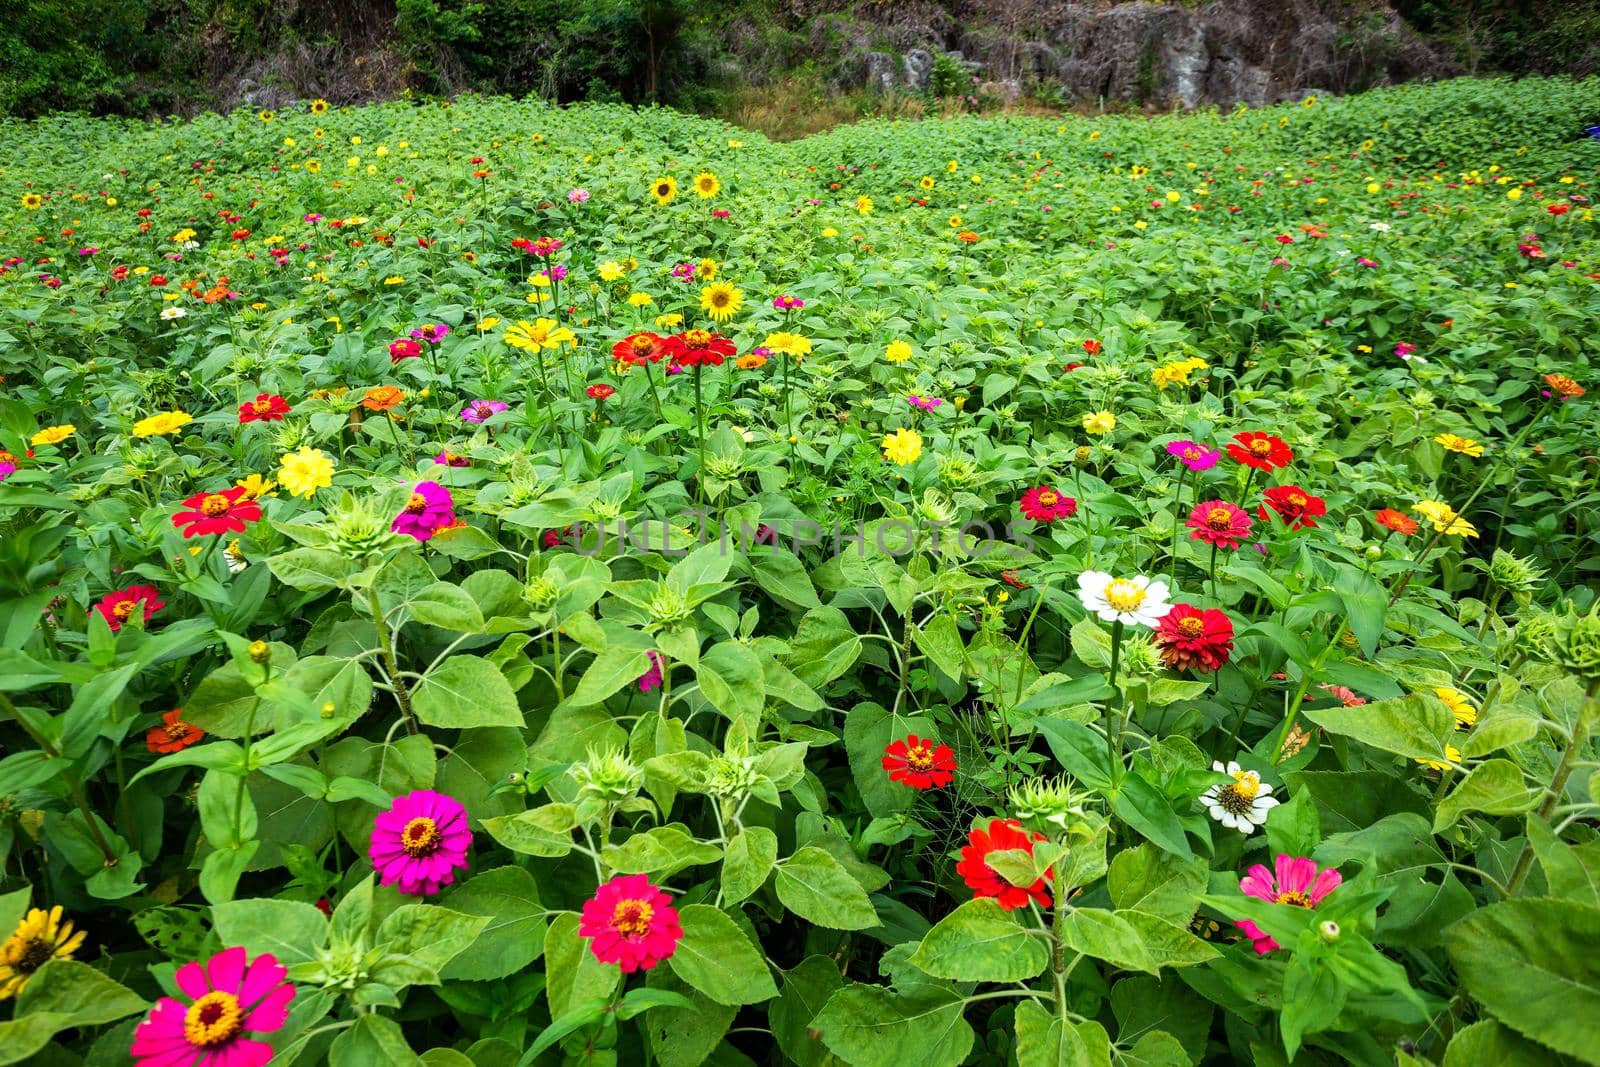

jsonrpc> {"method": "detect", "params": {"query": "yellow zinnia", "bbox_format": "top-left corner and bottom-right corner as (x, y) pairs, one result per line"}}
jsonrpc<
(764, 332), (812, 359)
(1082, 410), (1117, 435)
(1433, 433), (1484, 457)
(0, 906), (86, 1000)
(884, 340), (913, 363)
(700, 282), (743, 324)
(598, 261), (626, 282)
(132, 411), (193, 438)
(1414, 500), (1478, 538)
(504, 318), (576, 352)
(1433, 687), (1478, 730)
(881, 428), (923, 466)
(235, 473), (278, 500)
(30, 424), (75, 446)
(277, 447), (334, 499)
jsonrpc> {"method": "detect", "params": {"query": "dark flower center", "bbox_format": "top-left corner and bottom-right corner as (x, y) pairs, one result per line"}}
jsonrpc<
(16, 937), (54, 972)
(1275, 890), (1314, 908)
(1206, 507), (1234, 530)
(184, 991), (243, 1048)
(406, 493), (428, 513)
(905, 745), (935, 772)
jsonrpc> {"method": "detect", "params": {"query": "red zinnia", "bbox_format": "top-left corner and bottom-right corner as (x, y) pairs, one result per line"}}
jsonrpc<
(238, 393), (290, 423)
(613, 332), (669, 365)
(1259, 485), (1326, 529)
(1153, 604), (1235, 673)
(389, 338), (422, 362)
(1374, 508), (1418, 535)
(1082, 339), (1102, 355)
(1226, 431), (1293, 471)
(1018, 485), (1077, 522)
(882, 735), (956, 790)
(674, 329), (735, 367)
(172, 486), (262, 538)
(587, 384), (616, 400)
(956, 818), (1052, 911)
(95, 585), (165, 632)
(146, 709), (204, 753)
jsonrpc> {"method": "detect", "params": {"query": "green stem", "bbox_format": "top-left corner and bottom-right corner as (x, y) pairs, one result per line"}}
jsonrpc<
(1504, 679), (1599, 897)
(1106, 620), (1125, 774)
(368, 586), (419, 735)
(0, 694), (118, 866)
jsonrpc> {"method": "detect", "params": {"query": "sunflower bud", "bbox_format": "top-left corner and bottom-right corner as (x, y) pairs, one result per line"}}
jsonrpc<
(1008, 776), (1101, 841)
(571, 745), (643, 804)
(327, 494), (407, 561)
(1073, 446), (1093, 467)
(1544, 605), (1600, 685)
(705, 755), (760, 799)
(1487, 549), (1545, 600)
(1118, 634), (1162, 677)
(524, 574), (559, 610)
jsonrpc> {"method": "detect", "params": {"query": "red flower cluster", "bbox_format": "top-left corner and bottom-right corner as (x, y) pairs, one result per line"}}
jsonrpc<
(238, 393), (290, 423)
(1226, 431), (1293, 471)
(674, 328), (735, 367)
(95, 585), (164, 632)
(172, 486), (262, 538)
(613, 332), (670, 365)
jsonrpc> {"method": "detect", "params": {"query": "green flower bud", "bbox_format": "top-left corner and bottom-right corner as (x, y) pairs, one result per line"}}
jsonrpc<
(917, 488), (956, 526)
(938, 455), (977, 487)
(704, 755), (759, 798)
(1073, 446), (1093, 467)
(649, 585), (692, 627)
(327, 495), (408, 561)
(1488, 549), (1545, 596)
(1318, 920), (1341, 942)
(524, 574), (559, 610)
(1364, 545), (1383, 561)
(570, 745), (643, 804)
(1008, 776), (1102, 840)
(1119, 634), (1163, 678)
(1545, 604), (1600, 684)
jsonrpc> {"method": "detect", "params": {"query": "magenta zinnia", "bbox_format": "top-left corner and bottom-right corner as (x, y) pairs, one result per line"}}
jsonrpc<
(130, 946), (294, 1067)
(1187, 500), (1252, 550)
(579, 874), (683, 973)
(1236, 854), (1342, 954)
(1019, 485), (1078, 523)
(370, 789), (471, 896)
(391, 481), (456, 542)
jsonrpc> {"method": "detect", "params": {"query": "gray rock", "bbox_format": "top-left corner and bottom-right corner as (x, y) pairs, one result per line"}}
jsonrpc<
(865, 51), (899, 92)
(904, 48), (935, 92)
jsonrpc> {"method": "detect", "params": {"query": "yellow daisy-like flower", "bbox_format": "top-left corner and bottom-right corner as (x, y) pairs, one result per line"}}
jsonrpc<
(650, 176), (677, 205)
(234, 473), (278, 500)
(763, 332), (812, 359)
(132, 411), (193, 438)
(700, 282), (743, 323)
(30, 424), (75, 446)
(1414, 500), (1478, 538)
(306, 160), (322, 174)
(1082, 410), (1117, 435)
(884, 340), (913, 363)
(1165, 190), (1181, 202)
(504, 318), (577, 352)
(383, 276), (404, 285)
(820, 226), (838, 238)
(918, 176), (935, 191)
(626, 292), (654, 307)
(1416, 744), (1462, 773)
(696, 258), (718, 281)
(21, 193), (43, 210)
(277, 447), (334, 499)
(258, 110), (275, 122)
(1367, 182), (1382, 194)
(1433, 687), (1478, 730)
(946, 160), (959, 173)
(1129, 165), (1148, 178)
(655, 313), (684, 329)
(310, 98), (329, 114)
(693, 172), (721, 198)
(855, 195), (873, 215)
(1506, 187), (1522, 200)
(948, 215), (962, 227)
(0, 906), (87, 1000)
(598, 261), (626, 282)
(477, 317), (500, 331)
(1433, 433), (1484, 457)
(881, 428), (923, 466)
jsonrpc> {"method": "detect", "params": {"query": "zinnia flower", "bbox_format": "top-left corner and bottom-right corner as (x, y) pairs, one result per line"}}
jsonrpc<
(130, 946), (294, 1067)
(172, 486), (262, 538)
(277, 447), (334, 499)
(30, 424), (74, 446)
(1200, 760), (1278, 834)
(1019, 485), (1077, 522)
(389, 338), (422, 362)
(587, 384), (616, 400)
(1187, 500), (1252, 549)
(1226, 431), (1292, 470)
(392, 481), (457, 542)
(505, 318), (576, 352)
(370, 790), (471, 895)
(1434, 433), (1484, 457)
(638, 651), (663, 693)
(882, 735), (956, 789)
(673, 329), (735, 367)
(238, 394), (290, 423)
(1235, 855), (1342, 954)
(1081, 410), (1117, 435)
(147, 709), (204, 753)
(881, 428), (923, 466)
(885, 340), (913, 363)
(1414, 499), (1478, 538)
(1076, 571), (1172, 628)
(1259, 485), (1326, 529)
(0, 907), (86, 1000)
(460, 399), (508, 423)
(1542, 373), (1584, 398)
(1153, 604), (1234, 672)
(1433, 686), (1478, 729)
(578, 874), (684, 973)
(95, 585), (165, 632)
(1374, 508), (1418, 535)
(132, 411), (193, 438)
(410, 323), (451, 344)
(614, 332), (669, 365)
(956, 818), (1051, 910)
(362, 386), (405, 411)
(1167, 440), (1220, 471)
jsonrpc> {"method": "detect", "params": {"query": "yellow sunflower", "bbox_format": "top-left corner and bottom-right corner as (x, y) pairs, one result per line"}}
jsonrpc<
(0, 906), (87, 1000)
(651, 176), (677, 205)
(310, 98), (330, 114)
(693, 172), (721, 198)
(21, 193), (43, 210)
(699, 282), (743, 324)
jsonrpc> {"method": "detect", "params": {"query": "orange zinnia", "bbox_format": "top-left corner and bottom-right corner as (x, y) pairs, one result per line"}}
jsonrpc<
(363, 386), (405, 411)
(147, 709), (204, 753)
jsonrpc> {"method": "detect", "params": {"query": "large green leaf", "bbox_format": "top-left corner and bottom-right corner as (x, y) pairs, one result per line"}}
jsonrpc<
(410, 655), (523, 728)
(1107, 844), (1208, 925)
(770, 956), (846, 1067)
(210, 898), (329, 966)
(1301, 693), (1453, 759)
(1015, 999), (1094, 1067)
(909, 898), (1048, 982)
(439, 867), (546, 981)
(15, 959), (146, 1027)
(665, 904), (778, 1006)
(812, 985), (975, 1067)
(1432, 759), (1539, 832)
(775, 847), (879, 930)
(721, 826), (778, 905)
(695, 640), (767, 730)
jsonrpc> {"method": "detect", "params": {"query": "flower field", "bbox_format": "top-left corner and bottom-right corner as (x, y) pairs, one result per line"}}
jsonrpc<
(3, 75), (1600, 1066)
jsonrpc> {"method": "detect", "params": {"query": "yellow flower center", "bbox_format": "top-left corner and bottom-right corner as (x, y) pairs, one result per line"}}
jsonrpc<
(406, 493), (427, 513)
(184, 991), (243, 1048)
(611, 898), (654, 938)
(1230, 770), (1261, 799)
(1275, 890), (1314, 908)
(200, 494), (231, 517)
(401, 816), (440, 857)
(1177, 616), (1205, 638)
(112, 601), (137, 621)
(165, 721), (193, 741)
(252, 399), (272, 413)
(1248, 439), (1272, 457)
(1103, 579), (1146, 613)
(683, 329), (712, 348)
(1288, 492), (1307, 506)
(905, 744), (935, 772)
(1038, 490), (1058, 507)
(1206, 507), (1234, 530)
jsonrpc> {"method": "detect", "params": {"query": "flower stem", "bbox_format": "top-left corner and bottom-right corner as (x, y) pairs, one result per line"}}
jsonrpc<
(368, 586), (419, 735)
(1106, 620), (1125, 774)
(1504, 679), (1599, 897)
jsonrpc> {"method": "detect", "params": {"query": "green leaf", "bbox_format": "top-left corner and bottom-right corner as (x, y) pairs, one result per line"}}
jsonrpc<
(1110, 976), (1212, 1064)
(1058, 908), (1155, 974)
(914, 613), (966, 681)
(1280, 949), (1346, 1059)
(544, 912), (619, 1019)
(1120, 1030), (1190, 1067)
(481, 803), (576, 857)
(439, 867), (546, 982)
(695, 640), (766, 730)
(1447, 898), (1600, 1064)
(408, 582), (486, 632)
(567, 645), (652, 708)
(1015, 999), (1093, 1067)
(909, 898), (1048, 982)
(329, 1013), (425, 1067)
(15, 959), (146, 1027)
(1443, 1020), (1555, 1067)
(375, 904), (489, 974)
(751, 549), (821, 609)
(666, 904), (778, 1006)
(211, 898), (329, 966)
(1107, 844), (1208, 925)
(411, 655), (523, 728)
(1111, 769), (1192, 859)
(1433, 759), (1539, 832)
(770, 956), (845, 1067)
(722, 826), (778, 905)
(812, 985), (975, 1067)
(268, 547), (359, 592)
(604, 825), (723, 877)
(775, 847), (879, 930)
(1301, 693), (1453, 759)
(0, 1012), (74, 1067)
(1529, 817), (1600, 907)
(643, 967), (737, 1067)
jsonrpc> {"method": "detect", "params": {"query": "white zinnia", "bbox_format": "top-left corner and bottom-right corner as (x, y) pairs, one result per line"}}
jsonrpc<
(160, 306), (187, 320)
(1076, 571), (1172, 628)
(1200, 760), (1279, 834)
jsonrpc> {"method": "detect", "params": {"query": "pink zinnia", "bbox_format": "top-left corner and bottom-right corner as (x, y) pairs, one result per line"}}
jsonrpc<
(370, 789), (471, 895)
(1019, 485), (1077, 523)
(638, 651), (663, 692)
(578, 874), (684, 973)
(1166, 439), (1220, 472)
(1187, 500), (1253, 550)
(567, 188), (590, 204)
(460, 399), (508, 423)
(391, 481), (457, 542)
(1394, 342), (1418, 360)
(130, 946), (294, 1067)
(1236, 854), (1342, 954)
(389, 337), (422, 362)
(410, 323), (450, 344)
(773, 295), (804, 310)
